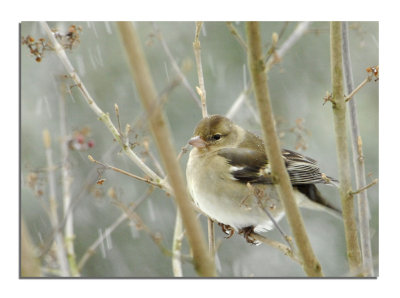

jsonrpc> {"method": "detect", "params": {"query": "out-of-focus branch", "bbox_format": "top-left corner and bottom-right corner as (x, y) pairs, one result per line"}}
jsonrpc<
(59, 82), (79, 277)
(153, 23), (201, 108)
(246, 21), (323, 277)
(21, 219), (41, 277)
(43, 129), (70, 277)
(330, 22), (362, 275)
(78, 187), (154, 271)
(117, 21), (216, 277)
(342, 21), (374, 276)
(193, 22), (208, 118)
(265, 22), (311, 73)
(226, 22), (248, 51)
(227, 22), (311, 120)
(172, 209), (184, 277)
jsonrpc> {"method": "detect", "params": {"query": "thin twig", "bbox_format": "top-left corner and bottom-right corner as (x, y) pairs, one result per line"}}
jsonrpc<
(172, 209), (184, 277)
(265, 21), (311, 73)
(350, 179), (378, 196)
(250, 232), (301, 264)
(226, 22), (248, 51)
(59, 82), (79, 276)
(153, 23), (202, 108)
(114, 103), (122, 135)
(87, 155), (165, 189)
(345, 76), (372, 102)
(42, 129), (70, 277)
(193, 22), (208, 118)
(247, 183), (294, 252)
(208, 219), (215, 258)
(77, 187), (154, 271)
(176, 144), (190, 161)
(113, 197), (171, 257)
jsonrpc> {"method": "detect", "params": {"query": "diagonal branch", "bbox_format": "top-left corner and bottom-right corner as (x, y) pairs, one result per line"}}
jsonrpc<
(246, 21), (323, 277)
(117, 21), (216, 277)
(39, 22), (167, 192)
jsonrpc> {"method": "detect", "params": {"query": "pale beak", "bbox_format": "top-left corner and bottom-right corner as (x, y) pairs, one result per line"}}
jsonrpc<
(188, 135), (207, 148)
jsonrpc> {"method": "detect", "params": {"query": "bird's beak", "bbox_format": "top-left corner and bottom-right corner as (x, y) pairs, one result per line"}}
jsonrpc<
(188, 136), (207, 148)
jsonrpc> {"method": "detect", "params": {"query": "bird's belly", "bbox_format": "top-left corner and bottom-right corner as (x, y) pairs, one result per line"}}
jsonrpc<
(189, 178), (284, 232)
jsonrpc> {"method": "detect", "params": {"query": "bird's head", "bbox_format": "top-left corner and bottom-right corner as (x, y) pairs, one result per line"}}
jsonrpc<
(188, 115), (239, 151)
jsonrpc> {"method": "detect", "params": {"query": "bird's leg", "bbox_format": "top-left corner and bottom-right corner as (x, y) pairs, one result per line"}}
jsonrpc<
(218, 223), (235, 239)
(239, 226), (257, 244)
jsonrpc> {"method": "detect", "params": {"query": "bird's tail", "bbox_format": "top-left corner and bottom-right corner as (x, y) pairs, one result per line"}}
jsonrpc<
(296, 184), (342, 220)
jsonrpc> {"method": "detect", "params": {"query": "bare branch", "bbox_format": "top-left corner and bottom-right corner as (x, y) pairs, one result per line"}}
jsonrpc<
(88, 155), (165, 189)
(345, 76), (372, 102)
(226, 22), (248, 51)
(58, 82), (79, 276)
(42, 129), (70, 277)
(117, 22), (216, 277)
(172, 210), (184, 277)
(193, 22), (208, 118)
(350, 179), (378, 196)
(246, 21), (323, 277)
(250, 232), (301, 264)
(227, 22), (311, 120)
(330, 22), (362, 274)
(78, 187), (154, 270)
(39, 22), (167, 192)
(153, 23), (202, 108)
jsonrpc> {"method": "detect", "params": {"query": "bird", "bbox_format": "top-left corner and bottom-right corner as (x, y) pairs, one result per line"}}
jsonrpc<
(186, 114), (341, 244)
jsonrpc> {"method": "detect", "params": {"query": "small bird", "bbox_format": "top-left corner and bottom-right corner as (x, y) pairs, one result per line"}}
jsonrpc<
(186, 114), (341, 243)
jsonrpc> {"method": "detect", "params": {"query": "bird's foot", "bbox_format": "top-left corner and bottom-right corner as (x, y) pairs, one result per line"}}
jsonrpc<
(218, 223), (235, 239)
(239, 226), (258, 245)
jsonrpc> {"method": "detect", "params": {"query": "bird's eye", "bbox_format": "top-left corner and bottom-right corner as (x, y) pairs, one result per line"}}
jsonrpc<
(212, 134), (221, 141)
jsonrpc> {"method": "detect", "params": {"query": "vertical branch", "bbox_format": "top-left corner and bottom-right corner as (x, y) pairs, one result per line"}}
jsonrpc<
(341, 22), (374, 276)
(172, 209), (184, 277)
(21, 219), (41, 277)
(59, 83), (80, 277)
(330, 22), (362, 274)
(193, 22), (208, 118)
(192, 21), (215, 257)
(117, 22), (216, 277)
(207, 219), (215, 258)
(246, 22), (323, 277)
(43, 129), (70, 277)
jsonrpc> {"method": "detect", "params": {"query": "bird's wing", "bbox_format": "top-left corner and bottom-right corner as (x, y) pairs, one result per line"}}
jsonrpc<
(218, 147), (338, 186)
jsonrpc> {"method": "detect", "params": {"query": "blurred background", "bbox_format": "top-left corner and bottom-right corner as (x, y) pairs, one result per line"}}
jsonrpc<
(20, 21), (378, 277)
